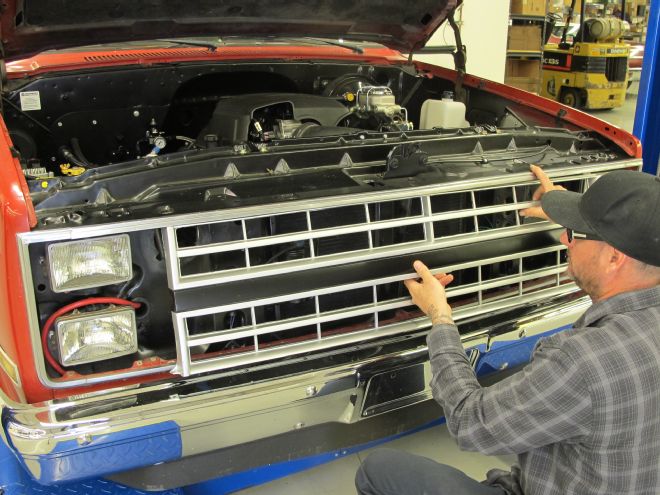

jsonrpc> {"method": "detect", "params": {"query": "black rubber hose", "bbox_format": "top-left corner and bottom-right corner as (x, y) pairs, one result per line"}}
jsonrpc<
(70, 137), (93, 167)
(59, 145), (88, 168)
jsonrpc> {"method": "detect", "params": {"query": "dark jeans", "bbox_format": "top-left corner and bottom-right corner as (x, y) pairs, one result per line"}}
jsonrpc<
(355, 448), (507, 495)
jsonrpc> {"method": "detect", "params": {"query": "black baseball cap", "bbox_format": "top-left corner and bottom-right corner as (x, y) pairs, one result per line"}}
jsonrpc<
(541, 170), (660, 266)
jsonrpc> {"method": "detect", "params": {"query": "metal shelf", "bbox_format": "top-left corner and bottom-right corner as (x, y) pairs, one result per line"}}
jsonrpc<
(507, 50), (543, 59)
(509, 14), (546, 22)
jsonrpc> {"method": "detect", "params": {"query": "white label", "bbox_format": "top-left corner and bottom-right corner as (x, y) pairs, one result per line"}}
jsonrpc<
(20, 91), (41, 111)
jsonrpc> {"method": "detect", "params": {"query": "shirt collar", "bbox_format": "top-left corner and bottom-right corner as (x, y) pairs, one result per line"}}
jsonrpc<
(574, 285), (660, 328)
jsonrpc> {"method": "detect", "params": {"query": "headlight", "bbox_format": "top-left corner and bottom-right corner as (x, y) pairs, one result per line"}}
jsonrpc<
(48, 235), (132, 293)
(55, 307), (138, 366)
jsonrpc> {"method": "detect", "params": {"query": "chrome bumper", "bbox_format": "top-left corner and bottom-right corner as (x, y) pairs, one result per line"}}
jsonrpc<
(1, 293), (589, 487)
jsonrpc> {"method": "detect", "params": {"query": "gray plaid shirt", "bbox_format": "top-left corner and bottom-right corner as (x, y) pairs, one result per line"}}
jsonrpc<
(428, 285), (660, 495)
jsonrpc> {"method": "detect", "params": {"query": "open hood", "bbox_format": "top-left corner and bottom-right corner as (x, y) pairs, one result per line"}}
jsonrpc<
(0, 0), (459, 60)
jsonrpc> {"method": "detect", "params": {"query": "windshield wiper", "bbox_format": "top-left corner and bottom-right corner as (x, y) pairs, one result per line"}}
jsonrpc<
(306, 38), (364, 54)
(265, 36), (364, 54)
(156, 39), (221, 52)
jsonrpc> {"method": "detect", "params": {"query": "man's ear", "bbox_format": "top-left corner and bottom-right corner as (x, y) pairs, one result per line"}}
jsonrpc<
(605, 246), (628, 273)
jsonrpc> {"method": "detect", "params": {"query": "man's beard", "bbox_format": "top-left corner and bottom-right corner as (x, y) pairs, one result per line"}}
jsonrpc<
(566, 256), (601, 300)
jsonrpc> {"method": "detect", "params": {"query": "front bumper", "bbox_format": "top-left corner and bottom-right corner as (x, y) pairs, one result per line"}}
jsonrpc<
(1, 293), (589, 488)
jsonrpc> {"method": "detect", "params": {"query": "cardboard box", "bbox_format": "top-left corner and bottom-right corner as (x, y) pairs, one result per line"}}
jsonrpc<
(504, 77), (540, 93)
(505, 59), (541, 79)
(510, 0), (546, 16)
(507, 25), (542, 51)
(564, 0), (582, 10)
(505, 59), (541, 93)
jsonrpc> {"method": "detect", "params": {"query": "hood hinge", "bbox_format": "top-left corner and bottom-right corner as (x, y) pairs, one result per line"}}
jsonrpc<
(0, 15), (4, 113)
(0, 60), (6, 114)
(447, 10), (467, 104)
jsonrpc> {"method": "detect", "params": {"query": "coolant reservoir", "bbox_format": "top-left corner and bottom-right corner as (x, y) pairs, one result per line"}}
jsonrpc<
(419, 91), (469, 129)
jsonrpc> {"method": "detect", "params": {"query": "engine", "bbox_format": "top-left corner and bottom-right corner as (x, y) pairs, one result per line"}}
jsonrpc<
(197, 88), (413, 147)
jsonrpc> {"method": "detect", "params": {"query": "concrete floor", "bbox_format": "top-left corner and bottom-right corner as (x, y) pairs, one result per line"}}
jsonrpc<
(586, 84), (639, 133)
(237, 90), (639, 495)
(240, 423), (515, 495)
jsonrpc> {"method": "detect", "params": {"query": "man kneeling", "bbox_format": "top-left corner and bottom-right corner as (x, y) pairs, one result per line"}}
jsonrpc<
(355, 167), (660, 495)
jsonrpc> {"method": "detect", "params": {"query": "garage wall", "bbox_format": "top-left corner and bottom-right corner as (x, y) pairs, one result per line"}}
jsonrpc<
(413, 0), (510, 83)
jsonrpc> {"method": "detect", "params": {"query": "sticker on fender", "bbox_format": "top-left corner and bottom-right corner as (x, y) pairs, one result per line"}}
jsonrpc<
(20, 91), (42, 111)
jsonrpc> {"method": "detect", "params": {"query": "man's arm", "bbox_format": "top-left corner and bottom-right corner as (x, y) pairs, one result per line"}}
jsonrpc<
(406, 260), (592, 455)
(426, 325), (592, 455)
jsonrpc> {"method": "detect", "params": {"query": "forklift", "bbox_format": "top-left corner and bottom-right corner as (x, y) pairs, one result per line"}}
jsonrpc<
(541, 0), (630, 109)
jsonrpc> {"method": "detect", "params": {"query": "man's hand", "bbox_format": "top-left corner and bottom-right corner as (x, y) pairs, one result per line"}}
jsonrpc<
(404, 260), (454, 325)
(519, 164), (566, 220)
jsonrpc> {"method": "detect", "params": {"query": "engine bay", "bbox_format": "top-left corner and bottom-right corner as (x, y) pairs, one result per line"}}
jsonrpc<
(2, 59), (628, 229)
(5, 64), (422, 172)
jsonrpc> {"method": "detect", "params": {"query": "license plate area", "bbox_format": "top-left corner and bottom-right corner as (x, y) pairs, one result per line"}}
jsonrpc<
(361, 363), (427, 417)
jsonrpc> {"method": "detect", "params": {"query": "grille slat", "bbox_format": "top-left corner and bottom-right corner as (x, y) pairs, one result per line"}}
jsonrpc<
(176, 214), (428, 257)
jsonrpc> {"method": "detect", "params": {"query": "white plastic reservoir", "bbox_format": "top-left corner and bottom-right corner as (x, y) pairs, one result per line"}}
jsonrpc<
(419, 91), (469, 129)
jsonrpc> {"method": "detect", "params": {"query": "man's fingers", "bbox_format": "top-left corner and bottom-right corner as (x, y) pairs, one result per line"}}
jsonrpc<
(524, 165), (565, 220)
(519, 205), (549, 220)
(410, 261), (452, 288)
(530, 164), (555, 192)
(412, 260), (436, 283)
(531, 184), (544, 201)
(529, 164), (566, 195)
(435, 273), (454, 287)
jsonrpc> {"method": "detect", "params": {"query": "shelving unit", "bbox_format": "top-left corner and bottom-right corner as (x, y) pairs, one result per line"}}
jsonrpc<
(504, 4), (548, 93)
(507, 13), (546, 60)
(625, 0), (651, 44)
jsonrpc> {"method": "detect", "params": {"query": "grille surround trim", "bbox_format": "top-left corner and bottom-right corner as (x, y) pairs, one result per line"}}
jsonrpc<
(17, 160), (641, 388)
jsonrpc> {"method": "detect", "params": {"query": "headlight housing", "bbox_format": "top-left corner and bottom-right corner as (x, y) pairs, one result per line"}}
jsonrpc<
(48, 234), (132, 292)
(55, 306), (138, 366)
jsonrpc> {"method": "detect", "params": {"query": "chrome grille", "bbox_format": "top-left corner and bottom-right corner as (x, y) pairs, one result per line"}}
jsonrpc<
(166, 179), (586, 377)
(164, 184), (570, 289)
(172, 245), (569, 376)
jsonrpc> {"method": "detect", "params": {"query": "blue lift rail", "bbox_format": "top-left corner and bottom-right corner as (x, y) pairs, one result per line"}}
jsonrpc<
(633, 0), (660, 175)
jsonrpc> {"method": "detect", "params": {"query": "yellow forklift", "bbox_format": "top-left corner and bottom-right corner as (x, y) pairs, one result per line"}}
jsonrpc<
(541, 0), (630, 109)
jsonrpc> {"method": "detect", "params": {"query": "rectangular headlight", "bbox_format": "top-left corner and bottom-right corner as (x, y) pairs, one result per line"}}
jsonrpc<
(48, 234), (132, 292)
(56, 307), (138, 366)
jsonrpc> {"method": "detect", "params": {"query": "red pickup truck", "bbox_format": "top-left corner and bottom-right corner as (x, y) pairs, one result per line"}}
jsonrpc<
(0, 1), (642, 492)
